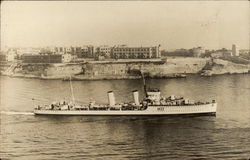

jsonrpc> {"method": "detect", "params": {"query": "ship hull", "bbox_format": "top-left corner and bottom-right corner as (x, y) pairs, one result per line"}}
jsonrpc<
(34, 103), (217, 116)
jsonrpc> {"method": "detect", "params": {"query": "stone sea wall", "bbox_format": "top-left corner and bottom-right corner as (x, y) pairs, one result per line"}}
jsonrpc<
(1, 58), (249, 80)
(142, 58), (209, 76)
(45, 64), (83, 79)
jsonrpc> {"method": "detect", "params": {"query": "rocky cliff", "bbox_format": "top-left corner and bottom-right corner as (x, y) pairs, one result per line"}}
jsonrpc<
(201, 59), (250, 76)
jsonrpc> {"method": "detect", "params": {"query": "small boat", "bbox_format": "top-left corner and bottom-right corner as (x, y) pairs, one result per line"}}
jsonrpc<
(34, 75), (217, 116)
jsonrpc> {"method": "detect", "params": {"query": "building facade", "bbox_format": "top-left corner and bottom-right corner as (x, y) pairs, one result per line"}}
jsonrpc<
(99, 45), (112, 57)
(52, 46), (95, 58)
(78, 46), (95, 58)
(44, 45), (161, 59)
(111, 46), (160, 59)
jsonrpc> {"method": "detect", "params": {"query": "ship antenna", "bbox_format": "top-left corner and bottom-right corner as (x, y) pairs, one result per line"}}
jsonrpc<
(69, 75), (75, 104)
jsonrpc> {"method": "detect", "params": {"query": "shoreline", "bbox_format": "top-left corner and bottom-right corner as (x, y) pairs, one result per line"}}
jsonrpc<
(1, 57), (249, 81)
(0, 73), (188, 81)
(1, 72), (249, 81)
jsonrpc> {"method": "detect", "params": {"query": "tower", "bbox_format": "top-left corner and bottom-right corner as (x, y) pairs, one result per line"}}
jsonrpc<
(232, 44), (239, 56)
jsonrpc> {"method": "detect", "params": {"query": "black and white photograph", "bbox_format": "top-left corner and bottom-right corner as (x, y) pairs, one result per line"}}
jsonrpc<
(0, 1), (249, 159)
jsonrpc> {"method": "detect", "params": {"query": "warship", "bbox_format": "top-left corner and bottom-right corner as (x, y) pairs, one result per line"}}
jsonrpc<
(34, 76), (217, 116)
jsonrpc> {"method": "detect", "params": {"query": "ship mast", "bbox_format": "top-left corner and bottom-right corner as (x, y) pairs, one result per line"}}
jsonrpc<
(141, 72), (148, 98)
(69, 75), (75, 104)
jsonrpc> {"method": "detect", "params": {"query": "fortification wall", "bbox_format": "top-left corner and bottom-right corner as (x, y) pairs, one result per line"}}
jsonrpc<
(3, 58), (229, 80)
(141, 58), (209, 76)
(45, 64), (82, 77)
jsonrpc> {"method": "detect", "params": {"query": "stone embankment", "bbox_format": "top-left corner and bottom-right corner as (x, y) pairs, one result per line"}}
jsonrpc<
(201, 59), (250, 76)
(1, 57), (249, 80)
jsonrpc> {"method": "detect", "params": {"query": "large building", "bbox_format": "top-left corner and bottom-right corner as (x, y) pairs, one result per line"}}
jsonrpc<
(111, 45), (161, 59)
(98, 45), (112, 57)
(53, 46), (95, 58)
(47, 45), (161, 59)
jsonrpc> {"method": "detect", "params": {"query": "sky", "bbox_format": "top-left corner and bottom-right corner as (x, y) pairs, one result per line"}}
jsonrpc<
(1, 1), (249, 50)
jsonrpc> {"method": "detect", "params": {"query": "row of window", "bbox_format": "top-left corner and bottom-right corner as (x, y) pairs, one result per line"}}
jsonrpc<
(111, 55), (155, 58)
(100, 48), (111, 51)
(55, 47), (157, 52)
(113, 51), (153, 54)
(113, 53), (151, 55)
(113, 48), (151, 52)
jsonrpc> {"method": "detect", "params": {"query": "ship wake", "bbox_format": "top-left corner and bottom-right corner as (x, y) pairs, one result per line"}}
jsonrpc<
(0, 111), (35, 116)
